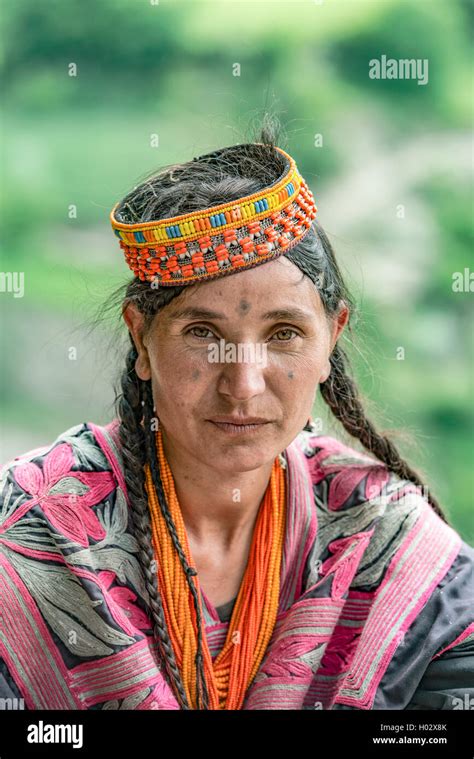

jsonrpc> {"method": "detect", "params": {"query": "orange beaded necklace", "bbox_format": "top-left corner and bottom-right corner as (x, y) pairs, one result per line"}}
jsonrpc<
(143, 427), (286, 710)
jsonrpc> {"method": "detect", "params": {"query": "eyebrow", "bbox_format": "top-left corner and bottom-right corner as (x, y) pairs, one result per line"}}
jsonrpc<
(170, 306), (314, 322)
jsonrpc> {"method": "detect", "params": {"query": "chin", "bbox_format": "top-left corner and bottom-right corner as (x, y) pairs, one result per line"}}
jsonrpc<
(205, 436), (281, 472)
(212, 450), (274, 474)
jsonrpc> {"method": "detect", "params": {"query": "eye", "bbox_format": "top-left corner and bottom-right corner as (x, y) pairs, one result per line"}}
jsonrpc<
(186, 325), (216, 339)
(271, 328), (300, 342)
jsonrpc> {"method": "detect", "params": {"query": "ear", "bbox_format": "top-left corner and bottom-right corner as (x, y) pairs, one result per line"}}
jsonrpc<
(329, 302), (350, 350)
(319, 302), (350, 383)
(122, 303), (151, 381)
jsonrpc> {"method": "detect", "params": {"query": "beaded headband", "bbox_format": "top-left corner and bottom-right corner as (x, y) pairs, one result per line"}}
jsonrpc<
(110, 144), (317, 286)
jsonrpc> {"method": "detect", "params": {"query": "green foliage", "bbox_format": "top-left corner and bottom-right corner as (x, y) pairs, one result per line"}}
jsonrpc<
(1, 0), (472, 540)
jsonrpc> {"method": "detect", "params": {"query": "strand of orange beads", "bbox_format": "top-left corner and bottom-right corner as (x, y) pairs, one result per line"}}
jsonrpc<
(143, 426), (286, 709)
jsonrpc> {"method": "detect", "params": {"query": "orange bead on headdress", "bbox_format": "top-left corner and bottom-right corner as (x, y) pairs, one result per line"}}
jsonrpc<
(110, 144), (317, 286)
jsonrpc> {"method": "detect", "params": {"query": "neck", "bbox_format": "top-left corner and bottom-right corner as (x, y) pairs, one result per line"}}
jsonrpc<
(159, 430), (276, 549)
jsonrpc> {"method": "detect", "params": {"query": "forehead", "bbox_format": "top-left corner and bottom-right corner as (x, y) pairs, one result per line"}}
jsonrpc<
(162, 257), (324, 321)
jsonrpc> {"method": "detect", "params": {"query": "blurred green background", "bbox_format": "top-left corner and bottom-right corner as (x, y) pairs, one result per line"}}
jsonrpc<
(0, 0), (472, 540)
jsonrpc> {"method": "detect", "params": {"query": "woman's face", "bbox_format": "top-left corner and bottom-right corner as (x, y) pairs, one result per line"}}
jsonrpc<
(124, 256), (349, 474)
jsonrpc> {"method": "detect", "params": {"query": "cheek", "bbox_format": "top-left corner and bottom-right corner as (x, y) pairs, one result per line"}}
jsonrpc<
(272, 342), (326, 382)
(149, 344), (210, 412)
(275, 343), (328, 398)
(282, 367), (319, 409)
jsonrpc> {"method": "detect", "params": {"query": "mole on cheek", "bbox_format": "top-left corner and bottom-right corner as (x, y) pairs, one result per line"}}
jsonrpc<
(238, 299), (251, 315)
(191, 369), (201, 381)
(288, 371), (294, 379)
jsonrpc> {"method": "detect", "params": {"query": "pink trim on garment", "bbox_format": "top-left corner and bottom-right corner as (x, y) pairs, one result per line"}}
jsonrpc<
(0, 553), (81, 709)
(69, 638), (177, 708)
(432, 621), (474, 660)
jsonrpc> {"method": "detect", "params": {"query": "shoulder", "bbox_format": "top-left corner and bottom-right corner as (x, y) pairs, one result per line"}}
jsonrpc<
(1, 422), (112, 474)
(294, 422), (451, 535)
(293, 426), (474, 708)
(0, 421), (120, 549)
(293, 422), (472, 591)
(0, 424), (147, 689)
(295, 422), (405, 513)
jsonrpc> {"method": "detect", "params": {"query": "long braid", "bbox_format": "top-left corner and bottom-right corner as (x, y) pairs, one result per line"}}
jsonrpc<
(319, 344), (448, 523)
(141, 381), (210, 710)
(116, 341), (191, 709)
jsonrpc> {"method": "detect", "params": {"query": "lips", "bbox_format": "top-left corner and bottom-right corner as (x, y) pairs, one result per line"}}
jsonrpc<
(207, 417), (271, 435)
(208, 416), (270, 425)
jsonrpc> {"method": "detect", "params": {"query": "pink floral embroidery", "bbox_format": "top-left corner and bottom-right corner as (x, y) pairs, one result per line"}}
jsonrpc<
(99, 570), (151, 634)
(319, 624), (361, 677)
(5, 443), (115, 546)
(320, 532), (373, 600)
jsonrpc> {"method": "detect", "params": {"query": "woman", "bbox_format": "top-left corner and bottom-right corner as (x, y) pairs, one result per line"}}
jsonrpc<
(0, 130), (472, 711)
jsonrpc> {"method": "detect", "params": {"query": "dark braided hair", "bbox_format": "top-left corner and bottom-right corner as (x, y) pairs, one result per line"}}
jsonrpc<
(140, 380), (209, 709)
(98, 117), (448, 709)
(116, 336), (192, 709)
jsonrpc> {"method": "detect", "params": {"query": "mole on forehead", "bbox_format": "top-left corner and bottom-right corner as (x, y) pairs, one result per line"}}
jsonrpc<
(238, 300), (251, 314)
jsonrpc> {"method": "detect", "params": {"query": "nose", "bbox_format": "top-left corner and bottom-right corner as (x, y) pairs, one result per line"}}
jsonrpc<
(216, 352), (267, 401)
